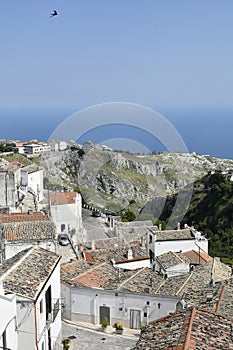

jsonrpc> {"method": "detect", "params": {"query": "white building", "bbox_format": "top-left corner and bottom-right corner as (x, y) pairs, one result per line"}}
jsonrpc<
(0, 212), (57, 261)
(49, 141), (67, 152)
(20, 164), (44, 203)
(147, 227), (208, 263)
(14, 146), (26, 154)
(0, 159), (21, 212)
(61, 261), (181, 329)
(0, 280), (18, 350)
(50, 191), (83, 244)
(0, 247), (61, 350)
(23, 143), (51, 155)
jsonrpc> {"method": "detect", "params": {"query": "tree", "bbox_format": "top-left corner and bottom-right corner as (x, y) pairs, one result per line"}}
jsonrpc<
(120, 210), (136, 222)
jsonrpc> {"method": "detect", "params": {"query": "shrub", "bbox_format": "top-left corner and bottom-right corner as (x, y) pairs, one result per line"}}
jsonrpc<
(100, 317), (109, 329)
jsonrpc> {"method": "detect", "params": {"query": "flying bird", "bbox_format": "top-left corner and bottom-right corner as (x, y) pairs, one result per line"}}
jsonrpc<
(50, 10), (58, 18)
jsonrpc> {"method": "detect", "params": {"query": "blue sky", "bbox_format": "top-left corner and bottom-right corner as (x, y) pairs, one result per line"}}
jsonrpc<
(0, 1), (233, 158)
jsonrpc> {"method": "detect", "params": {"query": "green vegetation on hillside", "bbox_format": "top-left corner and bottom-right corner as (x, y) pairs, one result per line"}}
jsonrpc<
(0, 142), (15, 152)
(160, 172), (233, 259)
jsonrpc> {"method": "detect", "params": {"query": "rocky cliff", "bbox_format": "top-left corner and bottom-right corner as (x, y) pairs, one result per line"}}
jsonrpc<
(41, 144), (233, 219)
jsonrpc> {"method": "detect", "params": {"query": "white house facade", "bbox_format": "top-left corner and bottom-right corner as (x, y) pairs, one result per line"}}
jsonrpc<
(20, 165), (44, 202)
(23, 143), (51, 155)
(61, 283), (180, 329)
(0, 160), (21, 212)
(60, 260), (182, 330)
(0, 281), (18, 350)
(50, 191), (83, 245)
(147, 228), (208, 263)
(0, 247), (62, 350)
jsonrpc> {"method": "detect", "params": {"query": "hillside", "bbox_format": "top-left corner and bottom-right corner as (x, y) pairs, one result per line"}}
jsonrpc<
(159, 172), (233, 259)
(40, 144), (233, 218)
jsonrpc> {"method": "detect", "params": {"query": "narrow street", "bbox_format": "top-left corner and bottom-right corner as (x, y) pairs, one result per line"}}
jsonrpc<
(62, 321), (137, 350)
(82, 208), (115, 241)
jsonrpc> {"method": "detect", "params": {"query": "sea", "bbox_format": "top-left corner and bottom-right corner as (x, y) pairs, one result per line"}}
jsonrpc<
(0, 107), (232, 160)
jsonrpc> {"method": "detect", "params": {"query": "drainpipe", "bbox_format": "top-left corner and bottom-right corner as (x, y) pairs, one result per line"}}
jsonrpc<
(34, 304), (39, 350)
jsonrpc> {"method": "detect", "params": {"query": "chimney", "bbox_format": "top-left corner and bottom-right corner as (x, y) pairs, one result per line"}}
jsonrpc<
(127, 249), (133, 260)
(91, 240), (95, 251)
(111, 259), (116, 267)
(159, 224), (162, 231)
(177, 222), (180, 230)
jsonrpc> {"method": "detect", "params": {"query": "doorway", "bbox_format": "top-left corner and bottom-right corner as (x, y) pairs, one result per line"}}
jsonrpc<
(99, 306), (110, 324)
(130, 309), (141, 329)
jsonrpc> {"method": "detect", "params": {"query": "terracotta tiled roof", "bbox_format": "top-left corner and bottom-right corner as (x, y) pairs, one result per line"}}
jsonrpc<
(183, 249), (213, 265)
(60, 260), (91, 284)
(21, 164), (41, 173)
(217, 283), (233, 318)
(10, 161), (21, 167)
(84, 251), (96, 263)
(84, 245), (148, 264)
(0, 247), (60, 300)
(0, 212), (49, 223)
(135, 307), (233, 350)
(0, 159), (18, 172)
(61, 252), (233, 319)
(156, 251), (189, 270)
(50, 192), (78, 206)
(84, 237), (126, 250)
(121, 258), (232, 314)
(61, 260), (140, 290)
(0, 212), (55, 241)
(149, 228), (195, 241)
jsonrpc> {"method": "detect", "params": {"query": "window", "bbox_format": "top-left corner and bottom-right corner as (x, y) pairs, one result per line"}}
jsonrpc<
(149, 235), (153, 244)
(45, 286), (52, 321)
(40, 299), (43, 314)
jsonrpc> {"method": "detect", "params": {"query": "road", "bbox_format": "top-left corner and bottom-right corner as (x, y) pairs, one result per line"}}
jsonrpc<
(82, 208), (115, 242)
(57, 209), (115, 263)
(58, 243), (77, 264)
(62, 321), (137, 350)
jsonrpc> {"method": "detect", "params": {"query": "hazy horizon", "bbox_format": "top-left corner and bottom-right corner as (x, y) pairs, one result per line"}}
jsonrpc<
(0, 105), (232, 160)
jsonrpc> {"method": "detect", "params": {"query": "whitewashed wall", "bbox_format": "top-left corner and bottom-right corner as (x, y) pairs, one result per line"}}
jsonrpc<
(0, 290), (18, 350)
(50, 193), (82, 244)
(61, 284), (180, 329)
(17, 299), (35, 350)
(36, 260), (61, 350)
(115, 258), (150, 270)
(148, 235), (208, 258)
